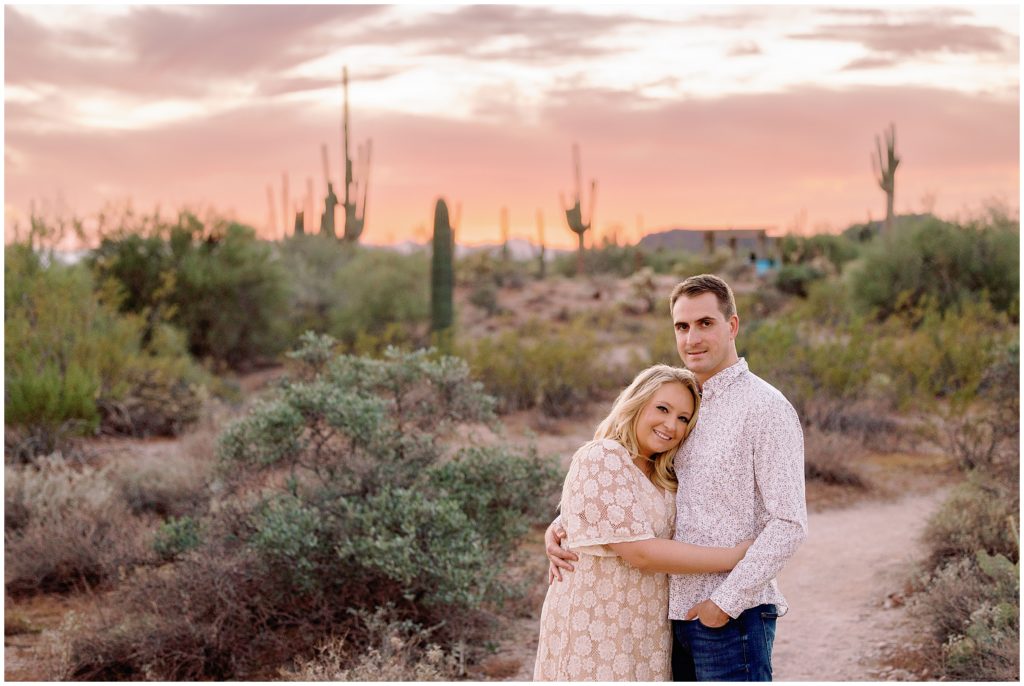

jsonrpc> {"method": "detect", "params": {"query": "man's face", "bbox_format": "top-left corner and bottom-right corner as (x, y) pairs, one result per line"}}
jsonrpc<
(672, 292), (739, 384)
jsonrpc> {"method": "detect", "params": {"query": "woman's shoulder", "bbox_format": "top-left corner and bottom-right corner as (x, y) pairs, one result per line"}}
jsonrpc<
(573, 438), (632, 465)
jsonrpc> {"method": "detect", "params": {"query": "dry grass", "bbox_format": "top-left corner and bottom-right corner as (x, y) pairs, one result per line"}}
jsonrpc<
(5, 607), (40, 636)
(5, 455), (148, 596)
(279, 607), (461, 681)
(802, 428), (871, 489)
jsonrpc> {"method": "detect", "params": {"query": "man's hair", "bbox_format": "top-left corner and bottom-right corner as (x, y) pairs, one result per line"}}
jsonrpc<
(669, 274), (737, 319)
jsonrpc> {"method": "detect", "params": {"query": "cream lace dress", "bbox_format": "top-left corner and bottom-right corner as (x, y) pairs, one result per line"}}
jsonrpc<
(533, 439), (675, 681)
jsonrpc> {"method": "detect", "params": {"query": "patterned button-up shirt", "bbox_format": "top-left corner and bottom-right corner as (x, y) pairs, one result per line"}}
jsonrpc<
(668, 358), (807, 620)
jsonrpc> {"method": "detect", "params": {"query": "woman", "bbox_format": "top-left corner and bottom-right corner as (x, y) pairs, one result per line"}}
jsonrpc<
(533, 365), (750, 681)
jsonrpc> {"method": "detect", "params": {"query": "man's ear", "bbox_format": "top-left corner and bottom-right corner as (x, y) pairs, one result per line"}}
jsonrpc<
(729, 314), (740, 340)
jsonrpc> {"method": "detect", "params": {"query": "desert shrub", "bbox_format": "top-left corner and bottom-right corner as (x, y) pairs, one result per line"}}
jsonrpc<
(278, 237), (430, 353)
(802, 428), (869, 488)
(458, 318), (615, 416)
(116, 449), (209, 518)
(280, 605), (460, 681)
(276, 233), (357, 336)
(90, 211), (291, 369)
(428, 445), (561, 551)
(59, 336), (561, 679)
(153, 516), (203, 561)
(923, 478), (1018, 567)
(774, 264), (824, 297)
(469, 281), (501, 316)
(743, 293), (1014, 416)
(740, 313), (873, 418)
(5, 243), (208, 457)
(910, 550), (1019, 681)
(326, 248), (430, 353)
(553, 243), (645, 277)
(940, 340), (1020, 478)
(4, 455), (147, 595)
(849, 212), (1019, 320)
(871, 298), (1013, 409)
(5, 245), (103, 447)
(778, 233), (860, 272)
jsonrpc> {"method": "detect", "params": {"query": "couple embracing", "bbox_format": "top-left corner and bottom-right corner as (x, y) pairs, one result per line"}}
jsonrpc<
(534, 274), (807, 682)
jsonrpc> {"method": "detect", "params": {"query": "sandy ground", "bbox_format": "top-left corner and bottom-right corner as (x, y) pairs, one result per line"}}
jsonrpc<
(772, 488), (947, 681)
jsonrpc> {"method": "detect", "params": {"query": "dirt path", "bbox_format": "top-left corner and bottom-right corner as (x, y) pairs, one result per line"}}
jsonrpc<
(772, 487), (947, 681)
(495, 485), (948, 682)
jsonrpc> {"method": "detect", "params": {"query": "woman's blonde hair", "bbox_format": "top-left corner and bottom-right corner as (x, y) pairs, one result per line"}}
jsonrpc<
(593, 364), (701, 492)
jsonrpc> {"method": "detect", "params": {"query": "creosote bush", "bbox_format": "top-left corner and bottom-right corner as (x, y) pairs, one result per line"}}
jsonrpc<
(458, 317), (618, 416)
(90, 210), (290, 370)
(849, 210), (1019, 320)
(5, 241), (208, 458)
(58, 334), (561, 680)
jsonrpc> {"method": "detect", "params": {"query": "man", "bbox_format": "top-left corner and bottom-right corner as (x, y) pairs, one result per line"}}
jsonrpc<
(546, 273), (807, 681)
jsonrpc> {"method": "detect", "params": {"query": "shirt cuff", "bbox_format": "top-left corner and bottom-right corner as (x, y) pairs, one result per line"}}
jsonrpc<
(709, 589), (744, 619)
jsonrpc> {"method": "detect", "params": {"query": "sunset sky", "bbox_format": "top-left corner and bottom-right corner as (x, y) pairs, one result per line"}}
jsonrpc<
(4, 3), (1020, 249)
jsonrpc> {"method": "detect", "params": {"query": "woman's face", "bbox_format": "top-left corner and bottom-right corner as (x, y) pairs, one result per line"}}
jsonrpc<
(635, 381), (695, 459)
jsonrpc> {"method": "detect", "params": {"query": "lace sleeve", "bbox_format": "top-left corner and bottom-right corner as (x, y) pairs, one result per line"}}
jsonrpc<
(562, 440), (655, 557)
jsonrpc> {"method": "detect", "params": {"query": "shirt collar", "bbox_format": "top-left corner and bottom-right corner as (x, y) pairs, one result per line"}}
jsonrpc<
(699, 358), (748, 400)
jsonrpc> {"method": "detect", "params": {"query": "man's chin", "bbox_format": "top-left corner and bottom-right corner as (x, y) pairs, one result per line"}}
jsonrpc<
(684, 355), (708, 370)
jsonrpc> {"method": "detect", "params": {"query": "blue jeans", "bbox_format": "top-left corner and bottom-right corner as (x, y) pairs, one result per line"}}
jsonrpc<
(671, 604), (778, 681)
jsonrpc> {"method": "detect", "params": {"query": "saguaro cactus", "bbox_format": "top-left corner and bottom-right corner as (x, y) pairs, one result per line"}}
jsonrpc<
(874, 123), (899, 235)
(342, 67), (372, 243)
(500, 206), (510, 262)
(560, 143), (596, 276)
(266, 184), (277, 237)
(320, 144), (337, 238)
(536, 209), (546, 280)
(431, 198), (454, 349)
(281, 172), (290, 238)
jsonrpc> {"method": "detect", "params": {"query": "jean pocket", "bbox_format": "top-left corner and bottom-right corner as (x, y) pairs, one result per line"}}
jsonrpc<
(760, 611), (779, 620)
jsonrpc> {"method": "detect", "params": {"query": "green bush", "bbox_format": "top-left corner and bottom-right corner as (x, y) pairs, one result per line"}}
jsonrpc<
(326, 248), (430, 354)
(57, 337), (560, 679)
(924, 477), (1018, 567)
(428, 445), (561, 551)
(849, 213), (1019, 320)
(458, 318), (615, 416)
(5, 243), (206, 456)
(153, 516), (203, 561)
(912, 551), (1019, 681)
(276, 233), (357, 337)
(871, 298), (1012, 409)
(774, 264), (825, 297)
(778, 233), (860, 272)
(90, 211), (290, 370)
